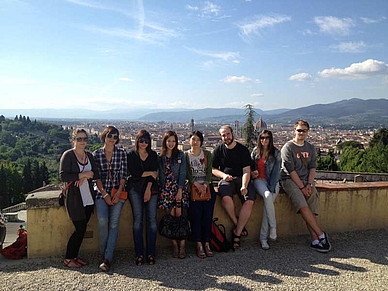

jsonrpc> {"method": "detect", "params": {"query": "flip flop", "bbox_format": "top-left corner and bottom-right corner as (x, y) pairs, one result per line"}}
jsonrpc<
(241, 227), (248, 237)
(232, 230), (241, 249)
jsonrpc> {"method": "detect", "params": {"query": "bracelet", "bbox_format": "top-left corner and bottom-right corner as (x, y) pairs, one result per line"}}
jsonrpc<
(102, 194), (108, 199)
(299, 186), (305, 190)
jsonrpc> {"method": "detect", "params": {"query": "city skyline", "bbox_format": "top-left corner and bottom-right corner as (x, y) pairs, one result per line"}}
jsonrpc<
(1, 0), (387, 112)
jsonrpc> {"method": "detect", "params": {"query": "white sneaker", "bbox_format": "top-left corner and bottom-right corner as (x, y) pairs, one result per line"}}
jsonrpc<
(269, 228), (277, 241)
(260, 240), (270, 250)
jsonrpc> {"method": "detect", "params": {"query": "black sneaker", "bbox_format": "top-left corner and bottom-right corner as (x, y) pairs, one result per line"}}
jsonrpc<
(319, 231), (332, 252)
(310, 242), (329, 253)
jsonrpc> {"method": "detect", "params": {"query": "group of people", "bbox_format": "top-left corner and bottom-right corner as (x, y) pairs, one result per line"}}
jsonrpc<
(59, 119), (332, 272)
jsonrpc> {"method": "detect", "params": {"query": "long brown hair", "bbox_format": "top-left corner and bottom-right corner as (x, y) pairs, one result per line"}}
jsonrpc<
(160, 130), (179, 157)
(255, 130), (276, 158)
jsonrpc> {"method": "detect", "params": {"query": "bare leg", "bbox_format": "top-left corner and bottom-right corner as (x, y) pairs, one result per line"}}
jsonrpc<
(221, 196), (238, 226)
(299, 206), (323, 241)
(236, 200), (254, 236)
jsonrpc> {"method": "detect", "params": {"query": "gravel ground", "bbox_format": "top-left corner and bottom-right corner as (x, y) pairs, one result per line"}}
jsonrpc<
(1, 229), (387, 291)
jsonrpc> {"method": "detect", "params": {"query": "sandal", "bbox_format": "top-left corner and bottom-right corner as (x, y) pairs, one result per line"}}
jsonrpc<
(179, 245), (186, 259)
(204, 243), (214, 257)
(196, 244), (206, 259)
(63, 259), (81, 268)
(232, 230), (241, 249)
(135, 256), (144, 266)
(75, 257), (89, 266)
(241, 226), (248, 237)
(147, 255), (155, 265)
(172, 245), (179, 258)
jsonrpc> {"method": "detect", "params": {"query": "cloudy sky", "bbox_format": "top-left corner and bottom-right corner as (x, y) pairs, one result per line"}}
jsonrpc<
(0, 0), (387, 112)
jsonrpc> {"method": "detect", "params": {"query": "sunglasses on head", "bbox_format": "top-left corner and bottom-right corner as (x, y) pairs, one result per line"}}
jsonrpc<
(138, 138), (149, 144)
(260, 136), (270, 140)
(296, 129), (308, 133)
(107, 133), (119, 140)
(76, 137), (88, 142)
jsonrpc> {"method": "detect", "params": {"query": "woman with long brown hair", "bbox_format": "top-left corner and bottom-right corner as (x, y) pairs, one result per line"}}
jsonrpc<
(251, 130), (281, 250)
(158, 130), (188, 259)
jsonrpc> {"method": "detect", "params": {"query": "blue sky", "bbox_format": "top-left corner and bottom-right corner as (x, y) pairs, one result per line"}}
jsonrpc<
(0, 0), (387, 112)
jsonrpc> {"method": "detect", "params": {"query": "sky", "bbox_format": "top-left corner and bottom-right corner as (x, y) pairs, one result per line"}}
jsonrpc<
(0, 0), (387, 113)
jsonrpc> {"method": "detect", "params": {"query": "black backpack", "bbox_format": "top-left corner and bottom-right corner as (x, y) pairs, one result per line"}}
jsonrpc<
(210, 218), (234, 252)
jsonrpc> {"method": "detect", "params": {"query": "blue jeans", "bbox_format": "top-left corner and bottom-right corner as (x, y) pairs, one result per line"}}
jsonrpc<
(189, 184), (216, 243)
(128, 188), (158, 257)
(95, 198), (125, 262)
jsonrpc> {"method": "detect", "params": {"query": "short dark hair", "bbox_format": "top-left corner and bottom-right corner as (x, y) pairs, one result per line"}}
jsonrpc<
(100, 125), (120, 144)
(189, 130), (204, 146)
(219, 125), (233, 134)
(135, 129), (151, 153)
(294, 120), (310, 130)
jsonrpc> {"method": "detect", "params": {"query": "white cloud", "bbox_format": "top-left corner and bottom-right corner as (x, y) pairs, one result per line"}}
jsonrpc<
(331, 41), (366, 53)
(250, 93), (264, 98)
(119, 77), (132, 82)
(237, 14), (291, 37)
(186, 1), (220, 17)
(360, 16), (386, 24)
(185, 47), (240, 62)
(289, 73), (312, 82)
(225, 101), (261, 108)
(314, 16), (355, 35)
(318, 59), (388, 80)
(221, 76), (261, 84)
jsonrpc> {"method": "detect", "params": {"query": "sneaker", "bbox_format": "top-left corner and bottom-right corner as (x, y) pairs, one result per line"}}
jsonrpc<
(99, 259), (111, 272)
(319, 231), (332, 252)
(260, 240), (270, 250)
(269, 228), (277, 241)
(310, 242), (329, 253)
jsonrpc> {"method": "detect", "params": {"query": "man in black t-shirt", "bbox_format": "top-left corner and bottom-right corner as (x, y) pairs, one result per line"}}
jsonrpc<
(212, 125), (256, 249)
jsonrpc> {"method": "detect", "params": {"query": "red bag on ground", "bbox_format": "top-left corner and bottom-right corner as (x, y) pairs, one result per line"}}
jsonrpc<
(1, 229), (27, 260)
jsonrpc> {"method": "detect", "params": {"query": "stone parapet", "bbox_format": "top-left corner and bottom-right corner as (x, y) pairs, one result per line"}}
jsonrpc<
(25, 182), (388, 258)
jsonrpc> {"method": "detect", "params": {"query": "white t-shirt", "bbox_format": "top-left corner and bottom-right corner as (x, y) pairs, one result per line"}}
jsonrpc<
(187, 149), (206, 184)
(78, 158), (94, 206)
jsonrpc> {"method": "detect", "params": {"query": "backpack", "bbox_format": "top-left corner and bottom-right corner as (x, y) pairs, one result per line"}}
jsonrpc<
(210, 218), (234, 252)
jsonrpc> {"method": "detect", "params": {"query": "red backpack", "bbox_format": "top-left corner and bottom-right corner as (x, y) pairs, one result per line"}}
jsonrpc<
(210, 218), (234, 252)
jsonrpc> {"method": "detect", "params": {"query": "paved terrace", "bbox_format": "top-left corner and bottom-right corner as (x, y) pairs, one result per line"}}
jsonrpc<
(1, 228), (387, 291)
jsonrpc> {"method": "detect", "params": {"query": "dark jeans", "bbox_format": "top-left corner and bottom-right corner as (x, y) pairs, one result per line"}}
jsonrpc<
(189, 184), (216, 243)
(128, 187), (158, 257)
(65, 205), (94, 259)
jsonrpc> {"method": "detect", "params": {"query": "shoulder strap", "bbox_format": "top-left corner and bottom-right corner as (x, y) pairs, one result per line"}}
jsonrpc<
(292, 143), (309, 168)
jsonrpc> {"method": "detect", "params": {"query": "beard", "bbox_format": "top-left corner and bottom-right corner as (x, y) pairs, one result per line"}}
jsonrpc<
(223, 135), (234, 145)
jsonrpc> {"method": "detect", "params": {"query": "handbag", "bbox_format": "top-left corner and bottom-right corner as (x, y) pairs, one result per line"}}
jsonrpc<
(191, 184), (211, 201)
(111, 187), (128, 200)
(159, 214), (191, 240)
(59, 181), (73, 206)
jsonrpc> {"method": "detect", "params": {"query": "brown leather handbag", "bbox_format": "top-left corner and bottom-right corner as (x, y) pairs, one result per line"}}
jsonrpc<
(191, 184), (211, 201)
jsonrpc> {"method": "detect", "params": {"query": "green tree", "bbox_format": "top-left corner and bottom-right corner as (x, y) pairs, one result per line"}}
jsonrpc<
(339, 147), (364, 172)
(23, 159), (34, 193)
(317, 152), (339, 171)
(243, 104), (256, 152)
(370, 128), (388, 147)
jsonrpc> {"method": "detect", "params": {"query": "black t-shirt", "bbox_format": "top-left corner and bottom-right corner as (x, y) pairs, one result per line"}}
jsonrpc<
(127, 149), (158, 183)
(212, 142), (251, 177)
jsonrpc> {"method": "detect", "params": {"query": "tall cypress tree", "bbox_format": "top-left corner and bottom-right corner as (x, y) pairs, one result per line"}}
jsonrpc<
(23, 159), (34, 193)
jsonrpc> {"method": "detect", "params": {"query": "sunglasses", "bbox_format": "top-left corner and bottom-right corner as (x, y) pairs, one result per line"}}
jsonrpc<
(107, 133), (119, 140)
(296, 129), (308, 133)
(138, 138), (149, 144)
(260, 136), (270, 140)
(76, 137), (88, 142)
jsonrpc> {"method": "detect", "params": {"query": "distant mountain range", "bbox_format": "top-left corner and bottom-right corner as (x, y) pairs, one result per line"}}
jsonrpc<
(1, 98), (387, 127)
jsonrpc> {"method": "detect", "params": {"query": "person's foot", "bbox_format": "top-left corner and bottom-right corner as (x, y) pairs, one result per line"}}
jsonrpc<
(63, 259), (82, 268)
(99, 259), (111, 272)
(269, 228), (277, 241)
(241, 226), (248, 237)
(232, 229), (241, 249)
(179, 244), (186, 259)
(147, 255), (155, 265)
(310, 242), (329, 253)
(320, 231), (332, 252)
(135, 256), (144, 266)
(75, 257), (89, 266)
(204, 243), (214, 257)
(260, 240), (270, 250)
(172, 245), (179, 258)
(196, 244), (206, 259)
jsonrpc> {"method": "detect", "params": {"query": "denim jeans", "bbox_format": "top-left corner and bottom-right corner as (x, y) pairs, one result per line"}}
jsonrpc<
(253, 179), (279, 240)
(128, 188), (158, 257)
(189, 184), (216, 243)
(95, 198), (125, 262)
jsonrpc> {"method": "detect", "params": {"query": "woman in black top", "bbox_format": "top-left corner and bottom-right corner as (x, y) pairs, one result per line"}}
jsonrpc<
(127, 130), (159, 265)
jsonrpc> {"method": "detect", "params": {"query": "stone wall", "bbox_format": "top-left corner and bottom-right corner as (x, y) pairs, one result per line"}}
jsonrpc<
(26, 182), (388, 258)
